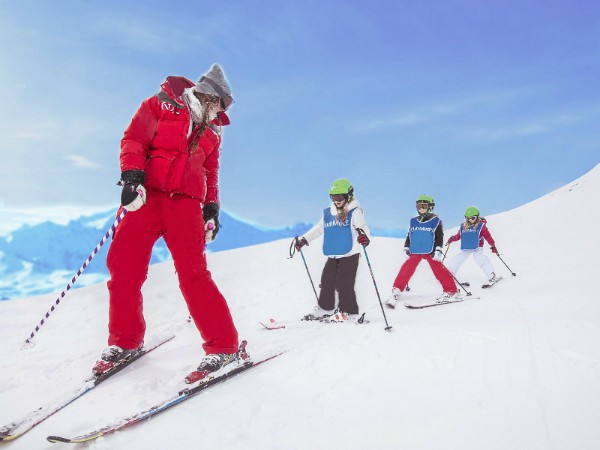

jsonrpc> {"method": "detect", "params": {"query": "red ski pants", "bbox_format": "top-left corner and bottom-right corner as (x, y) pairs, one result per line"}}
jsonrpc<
(393, 254), (457, 294)
(106, 190), (238, 354)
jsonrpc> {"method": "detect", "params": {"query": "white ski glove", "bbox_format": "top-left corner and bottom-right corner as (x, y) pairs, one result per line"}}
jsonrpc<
(432, 247), (443, 262)
(203, 202), (220, 243)
(120, 170), (147, 211)
(205, 219), (217, 243)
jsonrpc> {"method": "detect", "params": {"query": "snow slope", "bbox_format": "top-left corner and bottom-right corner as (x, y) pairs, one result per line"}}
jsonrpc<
(0, 164), (599, 450)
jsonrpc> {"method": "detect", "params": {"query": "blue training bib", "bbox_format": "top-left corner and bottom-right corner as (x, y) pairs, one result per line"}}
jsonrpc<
(408, 216), (440, 254)
(460, 221), (484, 250)
(322, 207), (356, 256)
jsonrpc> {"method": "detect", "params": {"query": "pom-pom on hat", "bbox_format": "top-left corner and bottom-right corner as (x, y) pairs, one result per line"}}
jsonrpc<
(194, 63), (234, 111)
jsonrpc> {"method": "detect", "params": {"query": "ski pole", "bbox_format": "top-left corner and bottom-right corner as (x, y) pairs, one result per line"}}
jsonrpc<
(356, 228), (392, 332)
(24, 208), (127, 344)
(442, 241), (452, 263)
(495, 251), (516, 276)
(443, 263), (472, 297)
(289, 237), (319, 302)
(451, 271), (472, 296)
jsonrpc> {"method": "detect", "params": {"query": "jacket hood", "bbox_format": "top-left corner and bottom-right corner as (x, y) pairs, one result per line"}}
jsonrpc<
(161, 76), (195, 98)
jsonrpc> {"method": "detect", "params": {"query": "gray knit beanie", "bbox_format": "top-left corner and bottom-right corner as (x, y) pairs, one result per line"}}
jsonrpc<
(194, 63), (233, 110)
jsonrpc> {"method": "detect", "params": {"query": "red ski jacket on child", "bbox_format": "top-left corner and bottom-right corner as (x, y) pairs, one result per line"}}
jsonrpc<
(448, 218), (496, 248)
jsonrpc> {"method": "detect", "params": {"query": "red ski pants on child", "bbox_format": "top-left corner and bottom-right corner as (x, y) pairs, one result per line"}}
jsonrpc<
(106, 190), (238, 354)
(393, 254), (457, 293)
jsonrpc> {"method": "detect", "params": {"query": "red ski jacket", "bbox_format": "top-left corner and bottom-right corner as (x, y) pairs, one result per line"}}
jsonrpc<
(120, 76), (230, 204)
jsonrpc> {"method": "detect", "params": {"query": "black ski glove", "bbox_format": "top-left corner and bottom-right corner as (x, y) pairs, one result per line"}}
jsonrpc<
(120, 170), (146, 211)
(203, 202), (220, 242)
(295, 237), (308, 251)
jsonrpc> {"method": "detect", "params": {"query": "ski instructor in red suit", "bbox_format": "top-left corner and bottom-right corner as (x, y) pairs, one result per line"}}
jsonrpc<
(93, 64), (243, 381)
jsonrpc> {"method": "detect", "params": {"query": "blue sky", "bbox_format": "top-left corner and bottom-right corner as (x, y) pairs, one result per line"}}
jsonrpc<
(1, 0), (599, 234)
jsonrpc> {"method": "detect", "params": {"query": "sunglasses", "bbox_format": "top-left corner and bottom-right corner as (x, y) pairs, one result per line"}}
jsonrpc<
(330, 194), (347, 202)
(194, 92), (221, 107)
(198, 76), (234, 111)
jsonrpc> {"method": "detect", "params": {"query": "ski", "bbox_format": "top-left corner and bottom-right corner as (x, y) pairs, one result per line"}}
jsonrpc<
(259, 318), (287, 330)
(0, 334), (174, 442)
(46, 347), (284, 444)
(404, 296), (481, 309)
(482, 276), (503, 289)
(260, 312), (368, 330)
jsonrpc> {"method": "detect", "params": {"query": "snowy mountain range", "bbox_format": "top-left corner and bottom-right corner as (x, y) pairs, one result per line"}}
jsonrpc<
(0, 208), (405, 300)
(0, 163), (598, 449)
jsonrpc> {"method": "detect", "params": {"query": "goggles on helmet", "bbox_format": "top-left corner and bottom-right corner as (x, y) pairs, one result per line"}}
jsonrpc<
(330, 194), (347, 202)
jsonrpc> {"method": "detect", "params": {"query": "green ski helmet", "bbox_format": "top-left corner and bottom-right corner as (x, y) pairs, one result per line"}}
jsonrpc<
(464, 206), (480, 218)
(329, 178), (354, 201)
(416, 194), (435, 213)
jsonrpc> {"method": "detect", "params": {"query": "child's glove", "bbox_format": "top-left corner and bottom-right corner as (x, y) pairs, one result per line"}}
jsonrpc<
(357, 234), (370, 247)
(295, 237), (308, 251)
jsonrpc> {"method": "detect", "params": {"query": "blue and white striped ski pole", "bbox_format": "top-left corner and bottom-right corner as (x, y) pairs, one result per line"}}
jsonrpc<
(25, 209), (127, 344)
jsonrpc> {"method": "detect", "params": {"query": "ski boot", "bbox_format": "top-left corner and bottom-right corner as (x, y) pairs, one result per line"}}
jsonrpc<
(385, 287), (402, 309)
(92, 344), (143, 376)
(185, 340), (251, 384)
(436, 291), (463, 304)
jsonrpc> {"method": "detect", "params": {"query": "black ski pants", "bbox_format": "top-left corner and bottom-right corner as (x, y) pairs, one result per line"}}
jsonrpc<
(318, 253), (360, 314)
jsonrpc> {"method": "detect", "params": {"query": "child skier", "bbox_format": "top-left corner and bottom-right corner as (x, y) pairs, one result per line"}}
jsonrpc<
(385, 195), (459, 308)
(445, 206), (500, 288)
(294, 178), (370, 322)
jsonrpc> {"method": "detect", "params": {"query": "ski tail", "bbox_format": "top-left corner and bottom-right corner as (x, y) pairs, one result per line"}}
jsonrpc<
(0, 334), (174, 442)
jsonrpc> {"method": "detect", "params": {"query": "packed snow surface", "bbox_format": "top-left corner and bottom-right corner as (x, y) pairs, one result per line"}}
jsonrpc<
(1, 164), (599, 450)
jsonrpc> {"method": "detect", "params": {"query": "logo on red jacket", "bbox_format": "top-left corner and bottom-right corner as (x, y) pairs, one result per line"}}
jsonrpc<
(161, 102), (175, 112)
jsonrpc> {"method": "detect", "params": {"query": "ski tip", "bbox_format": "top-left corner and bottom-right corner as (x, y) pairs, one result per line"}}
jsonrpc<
(259, 319), (285, 330)
(47, 435), (72, 443)
(0, 434), (18, 442)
